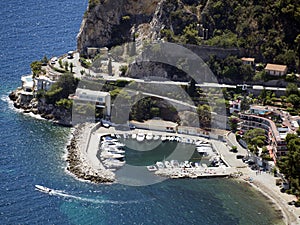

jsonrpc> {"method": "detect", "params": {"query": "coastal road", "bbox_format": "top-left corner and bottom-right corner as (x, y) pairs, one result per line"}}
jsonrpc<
(226, 132), (248, 156)
(211, 140), (246, 168)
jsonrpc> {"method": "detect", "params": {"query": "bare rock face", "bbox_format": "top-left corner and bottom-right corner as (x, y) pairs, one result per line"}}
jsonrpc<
(77, 0), (161, 56)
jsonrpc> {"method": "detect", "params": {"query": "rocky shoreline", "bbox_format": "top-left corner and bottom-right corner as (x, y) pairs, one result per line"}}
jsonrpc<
(9, 89), (72, 126)
(66, 123), (115, 184)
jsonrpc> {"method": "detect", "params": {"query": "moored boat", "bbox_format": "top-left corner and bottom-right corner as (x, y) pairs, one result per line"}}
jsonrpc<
(136, 133), (145, 142)
(153, 135), (160, 140)
(147, 165), (157, 172)
(146, 133), (153, 141)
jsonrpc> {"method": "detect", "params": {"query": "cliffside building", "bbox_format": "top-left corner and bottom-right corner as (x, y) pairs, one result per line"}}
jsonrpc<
(70, 88), (111, 117)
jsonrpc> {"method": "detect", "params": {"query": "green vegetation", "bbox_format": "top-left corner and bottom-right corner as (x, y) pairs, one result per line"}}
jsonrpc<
(197, 104), (211, 128)
(108, 58), (112, 75)
(277, 133), (300, 199)
(243, 128), (266, 155)
(88, 0), (100, 9)
(44, 73), (79, 106)
(207, 55), (255, 81)
(122, 15), (130, 21)
(30, 61), (45, 78)
(80, 57), (92, 68)
(119, 65), (128, 76)
(203, 0), (300, 70)
(130, 96), (179, 123)
(159, 0), (300, 73)
(228, 115), (239, 132)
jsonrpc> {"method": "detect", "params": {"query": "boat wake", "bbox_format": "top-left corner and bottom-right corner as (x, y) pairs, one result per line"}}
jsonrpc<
(0, 95), (10, 103)
(35, 185), (147, 205)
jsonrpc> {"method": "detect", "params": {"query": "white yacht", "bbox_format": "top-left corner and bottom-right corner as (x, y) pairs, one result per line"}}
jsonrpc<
(101, 151), (125, 159)
(153, 135), (160, 141)
(136, 133), (145, 142)
(161, 136), (167, 142)
(146, 165), (157, 172)
(164, 161), (172, 168)
(108, 146), (125, 154)
(170, 160), (180, 168)
(156, 161), (165, 169)
(103, 159), (125, 168)
(131, 133), (137, 139)
(146, 133), (153, 141)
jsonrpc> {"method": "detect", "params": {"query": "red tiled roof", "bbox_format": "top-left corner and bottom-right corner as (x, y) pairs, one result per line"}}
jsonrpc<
(265, 64), (287, 72)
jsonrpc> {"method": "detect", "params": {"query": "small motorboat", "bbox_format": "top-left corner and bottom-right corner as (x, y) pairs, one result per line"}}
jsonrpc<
(35, 185), (53, 194)
(136, 133), (145, 142)
(146, 165), (157, 172)
(153, 135), (160, 141)
(146, 133), (153, 141)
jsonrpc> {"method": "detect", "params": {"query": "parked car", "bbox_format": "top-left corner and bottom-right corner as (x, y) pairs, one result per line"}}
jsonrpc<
(236, 155), (244, 159)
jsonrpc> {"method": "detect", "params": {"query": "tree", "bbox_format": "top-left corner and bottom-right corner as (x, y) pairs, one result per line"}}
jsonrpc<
(287, 94), (300, 108)
(45, 73), (79, 104)
(243, 128), (266, 154)
(230, 146), (238, 153)
(41, 55), (48, 66)
(229, 116), (239, 132)
(70, 62), (74, 73)
(119, 65), (128, 76)
(197, 104), (211, 128)
(278, 135), (300, 197)
(108, 58), (112, 75)
(182, 24), (201, 45)
(64, 61), (69, 71)
(30, 61), (43, 77)
(286, 83), (299, 96)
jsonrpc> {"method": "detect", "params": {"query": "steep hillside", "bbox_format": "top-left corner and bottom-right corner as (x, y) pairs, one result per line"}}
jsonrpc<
(78, 0), (300, 71)
(77, 0), (161, 55)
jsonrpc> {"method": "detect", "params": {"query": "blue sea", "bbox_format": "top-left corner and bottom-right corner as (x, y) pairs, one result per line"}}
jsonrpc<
(0, 1), (284, 224)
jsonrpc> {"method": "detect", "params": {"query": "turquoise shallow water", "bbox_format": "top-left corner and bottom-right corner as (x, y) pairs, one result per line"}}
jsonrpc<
(0, 0), (284, 224)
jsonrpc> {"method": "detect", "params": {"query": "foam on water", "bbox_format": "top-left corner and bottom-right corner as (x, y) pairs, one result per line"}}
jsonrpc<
(36, 185), (150, 205)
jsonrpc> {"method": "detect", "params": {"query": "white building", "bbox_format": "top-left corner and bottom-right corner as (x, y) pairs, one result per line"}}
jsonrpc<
(71, 88), (111, 116)
(229, 99), (241, 114)
(265, 64), (288, 76)
(34, 76), (55, 91)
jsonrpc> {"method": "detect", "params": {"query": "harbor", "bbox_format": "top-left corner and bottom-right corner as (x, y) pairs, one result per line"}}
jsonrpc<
(88, 124), (243, 181)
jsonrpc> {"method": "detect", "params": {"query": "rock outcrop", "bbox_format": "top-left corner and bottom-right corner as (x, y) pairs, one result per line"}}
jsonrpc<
(77, 0), (161, 56)
(9, 89), (72, 126)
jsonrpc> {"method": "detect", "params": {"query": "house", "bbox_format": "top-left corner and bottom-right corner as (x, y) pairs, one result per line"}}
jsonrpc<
(241, 57), (255, 67)
(34, 76), (55, 92)
(70, 88), (111, 116)
(87, 47), (99, 58)
(265, 64), (288, 76)
(229, 99), (241, 114)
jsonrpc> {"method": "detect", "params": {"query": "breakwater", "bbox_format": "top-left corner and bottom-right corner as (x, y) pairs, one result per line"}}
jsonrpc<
(66, 123), (115, 183)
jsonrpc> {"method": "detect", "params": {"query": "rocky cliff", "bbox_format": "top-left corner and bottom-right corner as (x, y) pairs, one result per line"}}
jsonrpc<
(77, 0), (162, 55)
(77, 0), (204, 55)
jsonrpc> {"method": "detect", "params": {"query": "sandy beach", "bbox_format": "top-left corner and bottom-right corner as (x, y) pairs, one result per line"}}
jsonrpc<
(238, 167), (300, 225)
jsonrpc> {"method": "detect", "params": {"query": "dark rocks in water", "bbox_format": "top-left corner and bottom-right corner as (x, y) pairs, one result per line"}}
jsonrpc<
(13, 102), (21, 109)
(9, 91), (18, 101)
